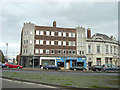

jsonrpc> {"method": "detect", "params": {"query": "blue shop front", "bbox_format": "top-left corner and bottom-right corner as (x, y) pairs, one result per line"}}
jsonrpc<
(56, 57), (86, 69)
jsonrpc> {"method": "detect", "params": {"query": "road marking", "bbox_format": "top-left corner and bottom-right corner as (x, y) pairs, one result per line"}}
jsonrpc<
(5, 79), (13, 82)
(13, 80), (22, 83)
(38, 84), (56, 88)
(22, 82), (36, 85)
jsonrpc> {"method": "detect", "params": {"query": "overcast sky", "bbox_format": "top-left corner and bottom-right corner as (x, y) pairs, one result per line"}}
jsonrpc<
(0, 1), (118, 59)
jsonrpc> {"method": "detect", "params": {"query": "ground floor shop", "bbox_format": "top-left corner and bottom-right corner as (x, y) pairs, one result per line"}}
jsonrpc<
(20, 56), (86, 69)
(87, 55), (120, 67)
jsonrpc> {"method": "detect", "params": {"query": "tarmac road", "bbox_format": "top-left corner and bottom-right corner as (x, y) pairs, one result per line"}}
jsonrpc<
(2, 69), (119, 76)
(1, 78), (58, 89)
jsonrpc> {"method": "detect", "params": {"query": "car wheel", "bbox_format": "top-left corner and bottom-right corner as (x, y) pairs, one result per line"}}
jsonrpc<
(17, 66), (20, 69)
(96, 69), (99, 71)
(7, 66), (9, 69)
(46, 68), (48, 70)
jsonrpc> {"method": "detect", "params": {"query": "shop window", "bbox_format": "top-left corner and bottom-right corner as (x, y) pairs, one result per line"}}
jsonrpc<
(105, 58), (108, 64)
(77, 62), (84, 67)
(96, 58), (101, 65)
(110, 58), (112, 64)
(57, 62), (64, 67)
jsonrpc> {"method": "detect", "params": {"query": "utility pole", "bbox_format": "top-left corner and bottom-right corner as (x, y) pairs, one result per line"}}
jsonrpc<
(6, 43), (8, 61)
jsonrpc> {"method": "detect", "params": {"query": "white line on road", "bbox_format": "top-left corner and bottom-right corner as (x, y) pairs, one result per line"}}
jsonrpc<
(13, 80), (22, 83)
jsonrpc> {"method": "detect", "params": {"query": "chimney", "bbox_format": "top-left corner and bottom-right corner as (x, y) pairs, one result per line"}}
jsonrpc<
(110, 35), (113, 39)
(53, 21), (56, 27)
(87, 28), (91, 39)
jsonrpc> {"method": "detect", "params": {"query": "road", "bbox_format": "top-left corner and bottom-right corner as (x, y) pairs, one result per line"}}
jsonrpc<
(2, 69), (119, 76)
(1, 78), (58, 89)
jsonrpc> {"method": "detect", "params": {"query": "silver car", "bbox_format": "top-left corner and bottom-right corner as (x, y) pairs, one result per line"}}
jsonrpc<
(102, 64), (119, 71)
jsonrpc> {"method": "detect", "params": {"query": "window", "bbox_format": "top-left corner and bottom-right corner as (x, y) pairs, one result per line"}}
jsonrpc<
(26, 40), (28, 44)
(40, 49), (43, 53)
(82, 51), (84, 54)
(69, 41), (72, 46)
(114, 46), (116, 53)
(30, 31), (32, 34)
(51, 41), (54, 45)
(30, 49), (32, 54)
(46, 41), (49, 45)
(73, 51), (75, 54)
(105, 58), (108, 64)
(79, 51), (81, 54)
(69, 33), (71, 37)
(82, 34), (84, 37)
(69, 51), (71, 54)
(73, 42), (75, 46)
(63, 32), (66, 37)
(58, 32), (62, 36)
(24, 49), (25, 53)
(24, 40), (26, 44)
(46, 50), (49, 54)
(36, 40), (39, 44)
(26, 49), (27, 54)
(36, 30), (39, 35)
(46, 31), (50, 36)
(51, 50), (54, 54)
(110, 46), (112, 54)
(88, 45), (91, 53)
(82, 43), (84, 46)
(63, 50), (66, 54)
(40, 31), (44, 35)
(30, 40), (32, 44)
(63, 41), (66, 45)
(80, 43), (82, 46)
(72, 33), (75, 37)
(106, 45), (109, 54)
(77, 42), (79, 46)
(58, 41), (61, 45)
(97, 45), (100, 53)
(51, 32), (54, 36)
(40, 40), (43, 44)
(35, 49), (39, 53)
(58, 50), (61, 54)
(96, 58), (101, 65)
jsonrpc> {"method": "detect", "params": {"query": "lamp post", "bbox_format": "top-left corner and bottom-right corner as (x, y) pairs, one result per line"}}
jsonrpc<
(6, 43), (8, 61)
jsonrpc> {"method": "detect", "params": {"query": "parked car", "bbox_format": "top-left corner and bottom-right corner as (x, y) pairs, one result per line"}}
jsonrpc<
(70, 66), (87, 71)
(102, 64), (119, 71)
(91, 65), (102, 71)
(0, 62), (6, 68)
(5, 62), (22, 69)
(43, 65), (60, 70)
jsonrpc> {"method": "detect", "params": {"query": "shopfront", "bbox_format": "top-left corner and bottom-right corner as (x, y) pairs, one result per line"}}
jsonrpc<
(56, 57), (86, 69)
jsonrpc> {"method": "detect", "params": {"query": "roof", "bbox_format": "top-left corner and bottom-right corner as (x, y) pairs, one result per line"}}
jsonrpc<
(92, 33), (112, 40)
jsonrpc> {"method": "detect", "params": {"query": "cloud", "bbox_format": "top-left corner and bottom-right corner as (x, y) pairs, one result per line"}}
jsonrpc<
(0, 1), (118, 59)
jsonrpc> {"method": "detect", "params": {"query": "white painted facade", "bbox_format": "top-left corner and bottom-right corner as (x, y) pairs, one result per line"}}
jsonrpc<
(86, 33), (120, 66)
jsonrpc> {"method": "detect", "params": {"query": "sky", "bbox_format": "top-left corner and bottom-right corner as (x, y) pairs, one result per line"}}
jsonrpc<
(0, 0), (119, 59)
